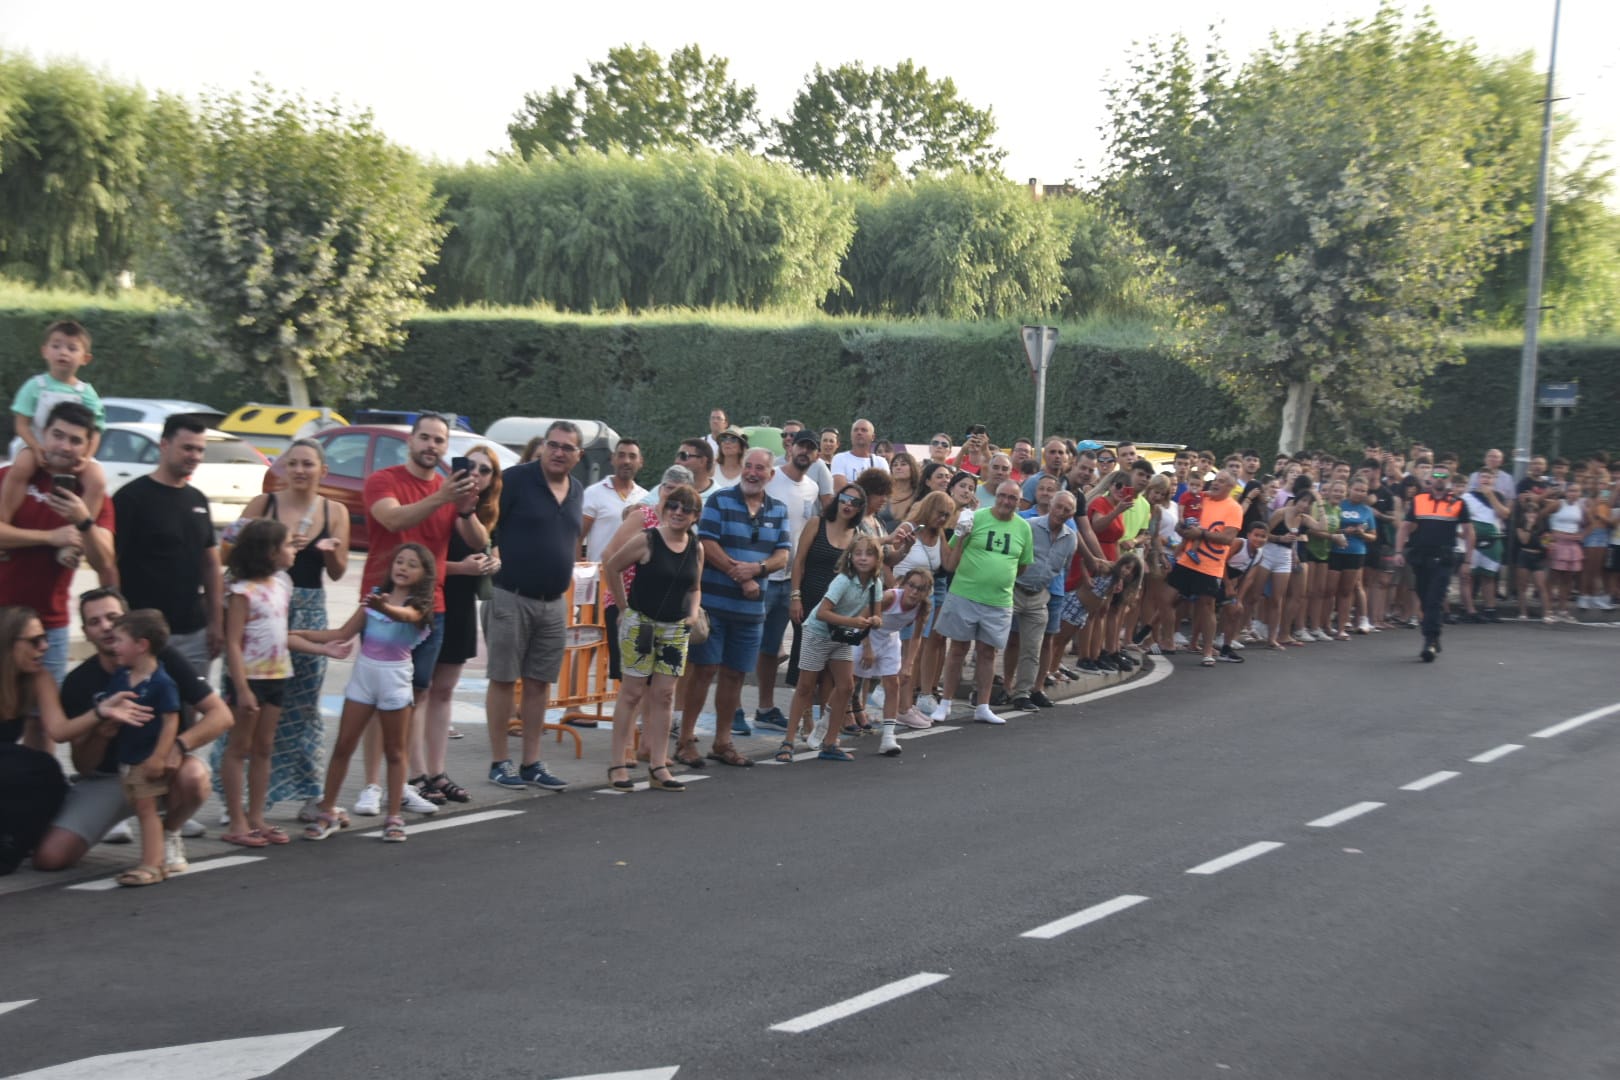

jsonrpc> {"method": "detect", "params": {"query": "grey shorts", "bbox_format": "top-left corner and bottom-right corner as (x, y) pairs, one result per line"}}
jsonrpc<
(51, 773), (131, 844)
(796, 628), (853, 673)
(932, 592), (1013, 648)
(482, 586), (567, 684)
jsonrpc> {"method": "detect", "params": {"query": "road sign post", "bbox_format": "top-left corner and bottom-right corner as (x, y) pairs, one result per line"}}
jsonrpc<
(1537, 381), (1578, 461)
(1021, 325), (1059, 447)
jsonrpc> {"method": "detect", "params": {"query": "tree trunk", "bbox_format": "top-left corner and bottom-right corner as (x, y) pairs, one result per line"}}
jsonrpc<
(281, 358), (311, 407)
(1278, 380), (1314, 454)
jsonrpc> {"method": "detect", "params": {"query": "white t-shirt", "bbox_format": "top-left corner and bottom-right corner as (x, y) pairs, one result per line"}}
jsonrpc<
(832, 450), (887, 487)
(581, 478), (647, 559)
(766, 469), (821, 583)
(1155, 501), (1181, 547)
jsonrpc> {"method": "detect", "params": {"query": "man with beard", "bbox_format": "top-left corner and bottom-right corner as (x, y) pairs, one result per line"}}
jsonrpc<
(580, 437), (645, 560)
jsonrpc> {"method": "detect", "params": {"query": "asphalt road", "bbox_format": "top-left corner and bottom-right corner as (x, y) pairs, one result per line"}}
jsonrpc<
(4, 622), (1617, 1080)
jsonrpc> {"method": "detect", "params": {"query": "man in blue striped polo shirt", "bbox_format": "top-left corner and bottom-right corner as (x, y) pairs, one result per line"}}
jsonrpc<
(676, 447), (791, 768)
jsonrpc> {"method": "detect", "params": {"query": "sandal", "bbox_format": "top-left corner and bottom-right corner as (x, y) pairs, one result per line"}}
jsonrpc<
(409, 775), (449, 805)
(254, 825), (291, 845)
(424, 773), (471, 803)
(117, 864), (166, 887)
(221, 831), (269, 848)
(646, 765), (686, 792)
(773, 741), (796, 764)
(818, 745), (854, 762)
(1200, 656), (1217, 667)
(381, 815), (408, 843)
(706, 744), (754, 768)
(672, 737), (706, 770)
(303, 811), (348, 841)
(607, 764), (636, 791)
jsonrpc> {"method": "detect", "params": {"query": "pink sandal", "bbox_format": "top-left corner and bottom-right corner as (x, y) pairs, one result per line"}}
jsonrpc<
(251, 826), (290, 845)
(220, 831), (269, 848)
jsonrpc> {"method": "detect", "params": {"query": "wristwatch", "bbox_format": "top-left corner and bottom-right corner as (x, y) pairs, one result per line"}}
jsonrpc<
(75, 517), (93, 532)
(457, 510), (475, 520)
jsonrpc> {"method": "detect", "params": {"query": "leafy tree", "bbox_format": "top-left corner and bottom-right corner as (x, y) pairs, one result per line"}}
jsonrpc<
(1045, 195), (1158, 321)
(149, 87), (444, 405)
(508, 44), (761, 158)
(1103, 8), (1530, 450)
(773, 61), (1005, 181)
(0, 54), (150, 289)
(832, 172), (1063, 318)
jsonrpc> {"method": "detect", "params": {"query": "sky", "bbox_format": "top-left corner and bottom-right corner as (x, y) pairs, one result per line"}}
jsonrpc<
(2, 0), (1615, 187)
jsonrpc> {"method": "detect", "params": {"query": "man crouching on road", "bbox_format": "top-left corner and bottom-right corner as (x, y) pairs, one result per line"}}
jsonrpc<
(31, 587), (233, 873)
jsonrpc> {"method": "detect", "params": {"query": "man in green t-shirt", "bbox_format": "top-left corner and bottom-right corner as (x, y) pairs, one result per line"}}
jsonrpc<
(929, 481), (1034, 725)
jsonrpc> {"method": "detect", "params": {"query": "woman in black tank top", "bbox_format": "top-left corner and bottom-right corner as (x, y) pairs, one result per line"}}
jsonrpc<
(0, 606), (69, 873)
(602, 484), (704, 792)
(787, 485), (863, 687)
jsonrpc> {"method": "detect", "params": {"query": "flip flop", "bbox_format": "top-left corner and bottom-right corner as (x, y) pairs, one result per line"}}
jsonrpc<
(117, 864), (166, 887)
(220, 832), (269, 848)
(251, 826), (291, 845)
(706, 745), (754, 768)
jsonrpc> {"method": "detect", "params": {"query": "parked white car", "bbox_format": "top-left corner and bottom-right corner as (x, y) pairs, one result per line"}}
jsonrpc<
(96, 423), (270, 528)
(100, 398), (226, 428)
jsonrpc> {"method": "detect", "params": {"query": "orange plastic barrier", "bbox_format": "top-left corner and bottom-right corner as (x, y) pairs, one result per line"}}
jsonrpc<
(540, 562), (616, 757)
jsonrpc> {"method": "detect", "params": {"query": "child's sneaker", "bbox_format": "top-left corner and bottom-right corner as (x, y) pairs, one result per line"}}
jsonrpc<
(162, 832), (189, 874)
(353, 784), (383, 815)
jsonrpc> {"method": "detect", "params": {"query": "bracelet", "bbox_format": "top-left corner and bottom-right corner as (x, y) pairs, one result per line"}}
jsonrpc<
(790, 590), (802, 599)
(175, 739), (190, 755)
(457, 510), (475, 520)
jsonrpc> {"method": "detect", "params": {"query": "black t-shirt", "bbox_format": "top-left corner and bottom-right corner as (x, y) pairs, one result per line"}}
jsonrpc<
(1371, 484), (1397, 547)
(61, 646), (214, 775)
(112, 476), (216, 633)
(492, 463), (582, 597)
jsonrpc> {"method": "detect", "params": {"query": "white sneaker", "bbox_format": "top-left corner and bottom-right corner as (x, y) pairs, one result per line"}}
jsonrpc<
(1173, 632), (1190, 648)
(177, 817), (207, 839)
(399, 785), (440, 815)
(1214, 634), (1226, 648)
(915, 694), (936, 715)
(218, 808), (233, 828)
(1577, 595), (1592, 609)
(1357, 618), (1374, 634)
(1250, 619), (1267, 638)
(1595, 595), (1617, 611)
(353, 783), (383, 816)
(929, 699), (951, 724)
(879, 731), (902, 756)
(162, 831), (189, 874)
(973, 704), (1006, 726)
(1292, 629), (1315, 644)
(1311, 629), (1333, 643)
(1226, 639), (1245, 651)
(102, 818), (134, 844)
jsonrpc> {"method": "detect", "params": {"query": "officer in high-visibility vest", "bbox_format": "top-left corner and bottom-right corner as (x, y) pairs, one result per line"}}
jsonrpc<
(1391, 466), (1475, 662)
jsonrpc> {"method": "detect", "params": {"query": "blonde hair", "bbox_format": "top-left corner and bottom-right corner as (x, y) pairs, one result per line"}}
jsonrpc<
(836, 534), (884, 584)
(907, 490), (955, 526)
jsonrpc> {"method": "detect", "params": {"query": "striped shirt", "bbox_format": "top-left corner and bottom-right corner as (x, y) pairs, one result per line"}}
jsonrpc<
(697, 486), (791, 622)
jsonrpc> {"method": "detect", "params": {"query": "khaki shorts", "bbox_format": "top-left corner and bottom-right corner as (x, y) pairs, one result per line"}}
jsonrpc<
(482, 587), (567, 684)
(120, 763), (169, 800)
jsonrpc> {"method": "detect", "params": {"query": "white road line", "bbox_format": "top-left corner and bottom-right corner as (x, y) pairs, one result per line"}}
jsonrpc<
(1185, 841), (1285, 876)
(594, 774), (712, 793)
(67, 855), (266, 892)
(897, 724), (962, 740)
(1530, 701), (1620, 739)
(1400, 770), (1460, 792)
(1020, 894), (1150, 939)
(770, 972), (950, 1033)
(358, 808), (524, 837)
(0, 999), (36, 1017)
(1469, 743), (1524, 764)
(4, 1025), (342, 1079)
(1070, 653), (1173, 704)
(1306, 801), (1385, 828)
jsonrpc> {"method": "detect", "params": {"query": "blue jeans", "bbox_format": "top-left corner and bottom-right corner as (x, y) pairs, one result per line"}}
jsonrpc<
(758, 579), (791, 655)
(411, 614), (447, 690)
(44, 625), (69, 686)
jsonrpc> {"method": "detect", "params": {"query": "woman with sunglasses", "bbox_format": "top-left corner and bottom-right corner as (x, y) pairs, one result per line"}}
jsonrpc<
(926, 434), (955, 467)
(419, 444), (502, 804)
(0, 606), (69, 874)
(786, 484), (866, 745)
(603, 484), (704, 792)
(916, 472), (981, 706)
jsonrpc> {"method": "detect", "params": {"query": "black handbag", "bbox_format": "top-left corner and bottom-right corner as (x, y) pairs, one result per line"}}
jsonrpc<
(828, 582), (879, 645)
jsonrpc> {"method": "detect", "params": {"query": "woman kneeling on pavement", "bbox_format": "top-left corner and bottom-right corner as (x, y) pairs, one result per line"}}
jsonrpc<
(603, 483), (704, 792)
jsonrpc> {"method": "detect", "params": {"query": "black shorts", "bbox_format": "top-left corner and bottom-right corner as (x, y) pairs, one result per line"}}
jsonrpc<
(1299, 547), (1327, 564)
(1328, 552), (1366, 573)
(1168, 563), (1222, 601)
(223, 677), (287, 709)
(604, 604), (622, 681)
(1515, 551), (1546, 572)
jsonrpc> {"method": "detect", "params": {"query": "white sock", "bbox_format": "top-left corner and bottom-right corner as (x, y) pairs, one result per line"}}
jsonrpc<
(974, 704), (1005, 725)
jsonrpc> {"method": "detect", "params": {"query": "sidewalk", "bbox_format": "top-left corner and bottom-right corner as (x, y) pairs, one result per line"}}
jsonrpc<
(7, 568), (1149, 894)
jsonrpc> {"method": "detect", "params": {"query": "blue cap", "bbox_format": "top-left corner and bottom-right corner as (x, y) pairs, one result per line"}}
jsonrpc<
(1074, 439), (1103, 452)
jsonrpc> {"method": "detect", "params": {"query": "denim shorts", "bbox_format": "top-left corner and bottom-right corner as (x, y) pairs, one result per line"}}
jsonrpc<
(1045, 593), (1066, 635)
(412, 613), (447, 689)
(688, 612), (764, 673)
(759, 579), (792, 654)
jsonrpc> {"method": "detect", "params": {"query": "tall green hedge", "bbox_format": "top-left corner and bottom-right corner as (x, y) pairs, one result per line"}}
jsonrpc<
(2, 295), (1614, 466)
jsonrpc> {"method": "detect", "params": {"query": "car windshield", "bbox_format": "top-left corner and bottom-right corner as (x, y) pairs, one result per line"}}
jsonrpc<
(204, 439), (265, 465)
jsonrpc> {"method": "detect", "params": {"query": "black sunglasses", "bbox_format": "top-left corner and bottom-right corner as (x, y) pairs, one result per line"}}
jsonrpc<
(22, 634), (48, 648)
(930, 439), (951, 447)
(662, 501), (693, 514)
(837, 493), (866, 508)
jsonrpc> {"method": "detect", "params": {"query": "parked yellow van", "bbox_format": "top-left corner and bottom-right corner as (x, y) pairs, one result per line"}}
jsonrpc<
(219, 405), (348, 459)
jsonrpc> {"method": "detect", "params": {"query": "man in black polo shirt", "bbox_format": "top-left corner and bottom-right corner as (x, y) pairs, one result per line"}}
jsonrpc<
(32, 587), (232, 873)
(1393, 468), (1475, 662)
(483, 420), (583, 791)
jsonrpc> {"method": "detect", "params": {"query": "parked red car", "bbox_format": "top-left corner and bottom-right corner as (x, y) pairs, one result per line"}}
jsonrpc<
(262, 425), (518, 549)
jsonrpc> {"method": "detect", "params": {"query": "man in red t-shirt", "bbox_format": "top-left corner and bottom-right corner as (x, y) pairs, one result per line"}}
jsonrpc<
(1168, 470), (1243, 666)
(354, 415), (486, 816)
(0, 402), (116, 682)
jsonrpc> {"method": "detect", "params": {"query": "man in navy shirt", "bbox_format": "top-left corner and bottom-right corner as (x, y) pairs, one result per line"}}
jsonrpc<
(676, 448), (790, 768)
(484, 421), (583, 792)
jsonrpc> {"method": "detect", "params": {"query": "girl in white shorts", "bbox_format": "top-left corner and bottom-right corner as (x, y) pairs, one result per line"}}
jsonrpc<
(854, 568), (934, 756)
(292, 543), (433, 844)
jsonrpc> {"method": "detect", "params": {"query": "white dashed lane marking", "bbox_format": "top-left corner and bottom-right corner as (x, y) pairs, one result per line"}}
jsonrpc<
(1185, 841), (1285, 876)
(770, 972), (950, 1033)
(358, 809), (524, 837)
(1020, 895), (1150, 940)
(1531, 701), (1620, 739)
(0, 999), (36, 1017)
(1306, 802), (1385, 828)
(1400, 771), (1460, 792)
(1469, 744), (1523, 764)
(67, 855), (266, 892)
